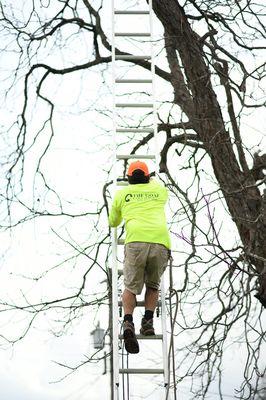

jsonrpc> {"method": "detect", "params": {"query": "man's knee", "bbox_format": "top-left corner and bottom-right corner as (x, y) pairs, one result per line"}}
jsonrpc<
(123, 288), (137, 298)
(146, 286), (159, 293)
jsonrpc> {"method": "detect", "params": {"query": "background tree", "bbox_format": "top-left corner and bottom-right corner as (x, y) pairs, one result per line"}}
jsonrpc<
(254, 375), (266, 400)
(0, 1), (265, 399)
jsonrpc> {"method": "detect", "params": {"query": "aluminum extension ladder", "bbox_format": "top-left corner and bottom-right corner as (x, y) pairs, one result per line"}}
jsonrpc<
(110, 1), (172, 399)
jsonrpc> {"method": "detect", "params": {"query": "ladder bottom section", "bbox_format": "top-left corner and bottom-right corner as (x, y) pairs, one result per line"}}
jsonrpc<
(119, 368), (164, 374)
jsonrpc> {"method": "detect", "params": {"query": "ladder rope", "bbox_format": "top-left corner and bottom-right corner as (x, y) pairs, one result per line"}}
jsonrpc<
(126, 354), (130, 400)
(168, 254), (178, 399)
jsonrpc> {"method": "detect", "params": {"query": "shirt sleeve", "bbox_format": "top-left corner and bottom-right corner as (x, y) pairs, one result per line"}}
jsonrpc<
(108, 191), (123, 227)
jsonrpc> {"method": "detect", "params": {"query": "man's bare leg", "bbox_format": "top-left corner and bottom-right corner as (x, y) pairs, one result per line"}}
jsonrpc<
(122, 288), (136, 315)
(144, 287), (159, 311)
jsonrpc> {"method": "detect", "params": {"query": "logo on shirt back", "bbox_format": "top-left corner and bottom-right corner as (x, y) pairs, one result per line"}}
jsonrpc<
(125, 192), (159, 202)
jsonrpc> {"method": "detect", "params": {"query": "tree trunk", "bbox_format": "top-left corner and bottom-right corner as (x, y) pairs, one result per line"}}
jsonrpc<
(152, 0), (266, 305)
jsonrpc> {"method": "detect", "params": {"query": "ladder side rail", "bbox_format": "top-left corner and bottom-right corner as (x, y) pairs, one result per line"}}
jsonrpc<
(160, 273), (170, 392)
(149, 0), (160, 174)
(111, 229), (119, 399)
(111, 1), (119, 399)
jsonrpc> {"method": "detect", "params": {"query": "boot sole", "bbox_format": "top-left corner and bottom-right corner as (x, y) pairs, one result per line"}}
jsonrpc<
(140, 328), (155, 336)
(123, 330), (139, 354)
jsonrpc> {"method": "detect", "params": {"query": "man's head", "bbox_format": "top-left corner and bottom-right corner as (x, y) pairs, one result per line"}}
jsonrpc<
(127, 160), (150, 184)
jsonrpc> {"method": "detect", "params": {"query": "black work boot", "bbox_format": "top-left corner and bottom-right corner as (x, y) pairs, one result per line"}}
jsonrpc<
(140, 318), (155, 336)
(123, 321), (139, 354)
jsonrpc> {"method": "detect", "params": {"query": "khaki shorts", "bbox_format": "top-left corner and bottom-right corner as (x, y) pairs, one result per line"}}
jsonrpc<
(124, 242), (169, 295)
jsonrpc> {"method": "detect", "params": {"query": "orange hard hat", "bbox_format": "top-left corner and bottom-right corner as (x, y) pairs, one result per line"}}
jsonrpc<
(127, 160), (149, 176)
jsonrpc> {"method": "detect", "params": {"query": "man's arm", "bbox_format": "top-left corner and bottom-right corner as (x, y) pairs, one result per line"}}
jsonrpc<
(108, 192), (122, 227)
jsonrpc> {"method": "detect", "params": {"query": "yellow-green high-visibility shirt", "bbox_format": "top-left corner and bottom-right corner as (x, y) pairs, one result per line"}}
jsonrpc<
(108, 179), (171, 249)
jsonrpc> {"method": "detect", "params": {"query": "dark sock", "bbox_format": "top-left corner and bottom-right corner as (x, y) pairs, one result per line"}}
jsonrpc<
(144, 310), (154, 321)
(124, 314), (133, 323)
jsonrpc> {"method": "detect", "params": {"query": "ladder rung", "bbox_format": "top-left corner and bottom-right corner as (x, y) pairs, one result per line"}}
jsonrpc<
(116, 181), (128, 186)
(119, 368), (164, 374)
(116, 103), (153, 108)
(115, 33), (151, 37)
(118, 300), (161, 307)
(116, 79), (152, 84)
(116, 128), (153, 133)
(119, 334), (163, 340)
(114, 10), (150, 15)
(116, 154), (155, 160)
(115, 55), (151, 61)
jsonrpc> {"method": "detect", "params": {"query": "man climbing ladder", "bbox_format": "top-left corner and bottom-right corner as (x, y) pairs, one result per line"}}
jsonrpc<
(109, 160), (171, 354)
